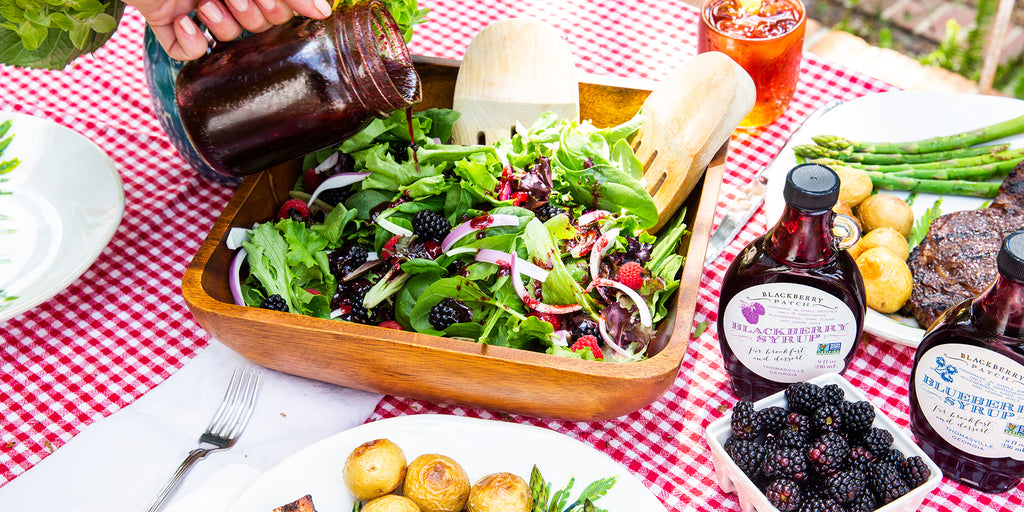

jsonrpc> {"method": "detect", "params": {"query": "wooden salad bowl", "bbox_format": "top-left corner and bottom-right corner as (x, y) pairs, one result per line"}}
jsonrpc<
(181, 56), (726, 421)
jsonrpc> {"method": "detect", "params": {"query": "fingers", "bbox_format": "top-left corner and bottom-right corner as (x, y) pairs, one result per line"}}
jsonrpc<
(196, 1), (244, 42)
(149, 16), (210, 61)
(223, 0), (273, 33)
(285, 0), (335, 19)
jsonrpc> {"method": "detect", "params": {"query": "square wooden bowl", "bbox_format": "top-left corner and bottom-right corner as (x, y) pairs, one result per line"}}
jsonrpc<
(181, 57), (724, 421)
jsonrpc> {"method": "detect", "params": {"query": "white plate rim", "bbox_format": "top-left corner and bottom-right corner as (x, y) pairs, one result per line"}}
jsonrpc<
(0, 112), (125, 322)
(762, 90), (1024, 348)
(227, 414), (667, 511)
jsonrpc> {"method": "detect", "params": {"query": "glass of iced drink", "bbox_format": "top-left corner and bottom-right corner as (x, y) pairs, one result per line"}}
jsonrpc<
(698, 0), (806, 128)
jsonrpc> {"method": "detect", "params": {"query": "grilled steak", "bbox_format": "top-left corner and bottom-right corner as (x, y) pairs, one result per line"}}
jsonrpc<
(905, 163), (1024, 328)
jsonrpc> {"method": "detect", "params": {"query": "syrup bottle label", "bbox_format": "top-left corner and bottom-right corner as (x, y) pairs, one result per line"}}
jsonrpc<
(721, 283), (857, 382)
(915, 343), (1024, 461)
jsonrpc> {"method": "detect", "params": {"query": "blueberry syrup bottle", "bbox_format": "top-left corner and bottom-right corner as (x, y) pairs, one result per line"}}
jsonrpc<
(717, 164), (866, 401)
(909, 230), (1024, 493)
(175, 0), (421, 178)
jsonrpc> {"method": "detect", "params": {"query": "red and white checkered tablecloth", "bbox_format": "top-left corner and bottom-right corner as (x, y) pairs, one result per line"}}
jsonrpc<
(0, 1), (1021, 510)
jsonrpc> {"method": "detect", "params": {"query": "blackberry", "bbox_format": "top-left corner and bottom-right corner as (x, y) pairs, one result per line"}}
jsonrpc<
(336, 303), (372, 324)
(807, 432), (849, 476)
(823, 469), (866, 504)
(331, 278), (373, 310)
(731, 401), (763, 440)
(761, 446), (810, 482)
(782, 412), (812, 439)
(412, 210), (452, 242)
(840, 400), (875, 435)
(875, 447), (906, 467)
(786, 382), (824, 415)
(533, 203), (568, 223)
(899, 456), (932, 488)
(820, 383), (844, 406)
(760, 406), (789, 433)
(845, 490), (876, 512)
(811, 404), (843, 435)
(260, 294), (289, 312)
(859, 427), (894, 454)
(764, 478), (802, 512)
(774, 429), (809, 449)
(568, 315), (600, 340)
(328, 244), (369, 278)
(847, 445), (878, 473)
(317, 186), (352, 206)
(428, 297), (473, 330)
(868, 462), (910, 505)
(796, 496), (843, 512)
(724, 436), (766, 480)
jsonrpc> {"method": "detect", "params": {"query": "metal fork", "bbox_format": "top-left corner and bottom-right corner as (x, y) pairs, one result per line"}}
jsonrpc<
(144, 368), (261, 512)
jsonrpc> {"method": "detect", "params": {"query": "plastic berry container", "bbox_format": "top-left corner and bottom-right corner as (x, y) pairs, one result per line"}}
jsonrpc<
(705, 373), (942, 512)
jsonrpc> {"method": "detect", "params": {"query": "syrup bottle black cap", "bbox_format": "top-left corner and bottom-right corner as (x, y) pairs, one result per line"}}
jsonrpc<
(783, 163), (841, 211)
(998, 230), (1024, 281)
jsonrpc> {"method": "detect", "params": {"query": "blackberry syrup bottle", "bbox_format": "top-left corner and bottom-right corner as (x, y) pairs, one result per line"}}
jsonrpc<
(175, 0), (421, 178)
(717, 164), (866, 401)
(909, 230), (1024, 493)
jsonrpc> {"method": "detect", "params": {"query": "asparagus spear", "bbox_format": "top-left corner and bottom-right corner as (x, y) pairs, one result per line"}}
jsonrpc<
(866, 172), (1002, 197)
(792, 142), (1009, 164)
(811, 113), (1024, 153)
(887, 164), (1011, 181)
(808, 150), (1024, 173)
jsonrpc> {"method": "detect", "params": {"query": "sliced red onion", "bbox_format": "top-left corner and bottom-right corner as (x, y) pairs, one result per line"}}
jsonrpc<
(589, 277), (652, 328)
(342, 259), (382, 282)
(445, 247), (478, 257)
(314, 151), (339, 172)
(599, 315), (635, 358)
(510, 256), (581, 314)
(377, 212), (413, 237)
(578, 209), (611, 226)
(552, 329), (570, 347)
(589, 228), (620, 282)
(226, 227), (252, 250)
(329, 308), (345, 319)
(306, 172), (371, 206)
(476, 249), (548, 282)
(441, 214), (521, 252)
(229, 248), (248, 306)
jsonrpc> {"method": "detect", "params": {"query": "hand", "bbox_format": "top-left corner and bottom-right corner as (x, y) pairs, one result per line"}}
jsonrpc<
(127, 0), (334, 61)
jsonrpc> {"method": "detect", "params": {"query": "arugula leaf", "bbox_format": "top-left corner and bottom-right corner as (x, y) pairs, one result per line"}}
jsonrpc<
(0, 1), (124, 70)
(906, 198), (943, 250)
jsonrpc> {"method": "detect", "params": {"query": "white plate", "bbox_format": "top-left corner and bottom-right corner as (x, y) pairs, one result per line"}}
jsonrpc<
(764, 91), (1024, 348)
(228, 414), (667, 511)
(0, 112), (124, 322)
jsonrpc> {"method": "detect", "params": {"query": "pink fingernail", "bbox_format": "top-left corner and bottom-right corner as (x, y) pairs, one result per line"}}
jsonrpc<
(200, 2), (225, 23)
(228, 0), (249, 12)
(314, 0), (333, 17)
(179, 16), (198, 35)
(258, 0), (276, 10)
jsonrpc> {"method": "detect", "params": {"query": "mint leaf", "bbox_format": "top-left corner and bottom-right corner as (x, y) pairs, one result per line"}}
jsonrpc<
(0, 1), (125, 70)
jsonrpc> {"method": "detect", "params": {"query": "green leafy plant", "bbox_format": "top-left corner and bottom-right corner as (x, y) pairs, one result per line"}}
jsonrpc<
(0, 0), (124, 70)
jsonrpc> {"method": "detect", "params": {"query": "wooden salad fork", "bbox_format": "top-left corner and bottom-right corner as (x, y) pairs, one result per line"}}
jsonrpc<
(145, 368), (261, 512)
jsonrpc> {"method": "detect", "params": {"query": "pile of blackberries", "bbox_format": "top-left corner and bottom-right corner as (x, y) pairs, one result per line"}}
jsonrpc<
(722, 382), (932, 512)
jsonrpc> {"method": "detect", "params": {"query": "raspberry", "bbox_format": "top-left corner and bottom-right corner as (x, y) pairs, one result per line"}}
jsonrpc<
(616, 261), (645, 290)
(428, 297), (473, 330)
(528, 311), (562, 331)
(277, 198), (311, 221)
(378, 320), (403, 330)
(840, 400), (875, 435)
(899, 456), (932, 488)
(824, 469), (866, 504)
(761, 446), (809, 482)
(412, 210), (452, 242)
(724, 436), (766, 480)
(764, 478), (802, 512)
(303, 167), (322, 192)
(731, 401), (763, 440)
(260, 294), (288, 312)
(381, 235), (402, 261)
(570, 335), (604, 360)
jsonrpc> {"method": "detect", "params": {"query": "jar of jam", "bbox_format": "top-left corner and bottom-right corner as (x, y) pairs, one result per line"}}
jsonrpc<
(175, 0), (421, 178)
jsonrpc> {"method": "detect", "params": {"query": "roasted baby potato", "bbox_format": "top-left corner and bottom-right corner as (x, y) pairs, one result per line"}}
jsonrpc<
(833, 165), (873, 206)
(467, 472), (533, 512)
(856, 193), (914, 236)
(403, 454), (471, 512)
(362, 495), (422, 512)
(856, 247), (913, 313)
(849, 227), (910, 261)
(343, 439), (408, 501)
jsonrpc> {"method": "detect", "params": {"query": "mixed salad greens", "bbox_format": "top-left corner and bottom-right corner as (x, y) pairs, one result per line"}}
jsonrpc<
(228, 108), (690, 362)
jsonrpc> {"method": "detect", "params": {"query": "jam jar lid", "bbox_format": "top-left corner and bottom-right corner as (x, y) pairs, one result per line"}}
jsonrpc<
(783, 163), (841, 211)
(998, 230), (1024, 281)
